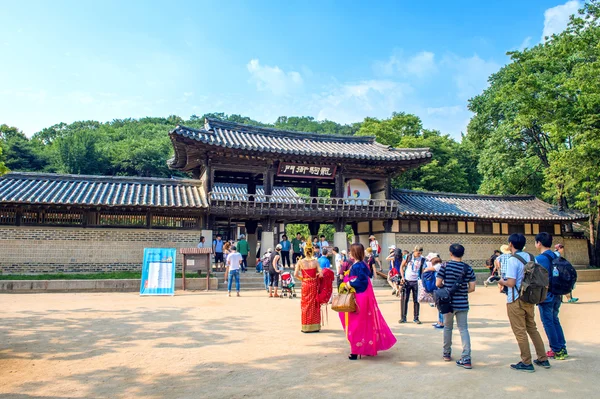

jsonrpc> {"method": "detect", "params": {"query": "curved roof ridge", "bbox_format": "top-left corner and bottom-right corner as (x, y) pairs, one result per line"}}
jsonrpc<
(1, 172), (201, 186)
(394, 188), (536, 200)
(174, 119), (375, 143)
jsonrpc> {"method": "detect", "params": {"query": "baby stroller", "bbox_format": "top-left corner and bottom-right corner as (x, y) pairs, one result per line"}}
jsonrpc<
(280, 272), (297, 299)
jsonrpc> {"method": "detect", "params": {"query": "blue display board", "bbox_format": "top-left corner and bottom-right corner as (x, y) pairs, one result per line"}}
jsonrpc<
(140, 248), (176, 296)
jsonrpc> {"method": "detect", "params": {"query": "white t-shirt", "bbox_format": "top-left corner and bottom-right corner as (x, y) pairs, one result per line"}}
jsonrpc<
(335, 253), (342, 270)
(404, 256), (423, 281)
(319, 240), (329, 249)
(370, 240), (379, 253)
(227, 252), (243, 271)
(505, 252), (531, 303)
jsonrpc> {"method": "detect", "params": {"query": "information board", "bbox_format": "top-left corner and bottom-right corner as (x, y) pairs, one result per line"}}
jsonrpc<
(140, 248), (176, 296)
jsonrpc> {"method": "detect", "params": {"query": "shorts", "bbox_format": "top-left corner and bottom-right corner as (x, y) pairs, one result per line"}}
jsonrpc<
(215, 252), (224, 263)
(373, 253), (379, 258)
(269, 271), (279, 287)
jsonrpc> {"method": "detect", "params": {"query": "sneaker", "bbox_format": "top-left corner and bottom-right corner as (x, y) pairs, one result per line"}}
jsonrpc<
(534, 359), (551, 369)
(568, 298), (579, 303)
(510, 362), (535, 373)
(456, 358), (472, 369)
(443, 354), (452, 361)
(554, 349), (568, 360)
(413, 319), (422, 325)
(546, 350), (555, 359)
(399, 319), (407, 324)
(433, 323), (444, 329)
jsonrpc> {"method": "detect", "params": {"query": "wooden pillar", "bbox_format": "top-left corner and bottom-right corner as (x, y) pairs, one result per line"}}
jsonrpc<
(310, 180), (318, 198)
(334, 169), (345, 198)
(308, 222), (320, 238)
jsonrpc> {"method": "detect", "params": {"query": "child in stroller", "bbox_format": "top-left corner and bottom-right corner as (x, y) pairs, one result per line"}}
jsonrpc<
(280, 271), (297, 299)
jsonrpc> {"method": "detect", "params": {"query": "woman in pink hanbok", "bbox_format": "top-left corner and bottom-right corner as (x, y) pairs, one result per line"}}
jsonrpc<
(339, 243), (397, 360)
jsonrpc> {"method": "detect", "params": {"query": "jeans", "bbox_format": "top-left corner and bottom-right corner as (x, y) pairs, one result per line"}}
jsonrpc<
(438, 312), (444, 324)
(400, 280), (420, 321)
(263, 270), (270, 290)
(241, 255), (248, 271)
(538, 295), (566, 352)
(443, 310), (471, 359)
(227, 269), (240, 292)
(256, 261), (263, 273)
(507, 300), (548, 365)
(281, 251), (290, 267)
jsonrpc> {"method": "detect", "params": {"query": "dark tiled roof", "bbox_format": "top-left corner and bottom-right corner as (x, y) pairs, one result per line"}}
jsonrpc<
(0, 172), (207, 208)
(169, 118), (432, 163)
(212, 182), (300, 203)
(392, 189), (586, 221)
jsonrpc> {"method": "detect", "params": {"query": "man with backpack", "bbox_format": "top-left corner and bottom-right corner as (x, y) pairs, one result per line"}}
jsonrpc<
(498, 233), (551, 372)
(400, 245), (425, 324)
(436, 244), (476, 369)
(535, 232), (574, 360)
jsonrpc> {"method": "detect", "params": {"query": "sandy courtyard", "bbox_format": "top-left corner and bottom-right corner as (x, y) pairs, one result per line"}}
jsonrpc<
(1, 283), (599, 399)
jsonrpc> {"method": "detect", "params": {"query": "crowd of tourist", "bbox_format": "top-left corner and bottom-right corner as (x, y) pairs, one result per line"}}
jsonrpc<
(198, 230), (579, 371)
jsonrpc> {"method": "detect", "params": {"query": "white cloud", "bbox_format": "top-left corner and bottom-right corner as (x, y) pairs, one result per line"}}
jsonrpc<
(374, 51), (437, 78)
(315, 80), (412, 123)
(247, 59), (303, 96)
(518, 36), (532, 50)
(426, 106), (463, 116)
(542, 0), (581, 41)
(443, 54), (501, 100)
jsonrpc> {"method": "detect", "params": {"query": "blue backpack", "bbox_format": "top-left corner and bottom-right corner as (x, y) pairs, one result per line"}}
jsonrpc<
(422, 271), (437, 293)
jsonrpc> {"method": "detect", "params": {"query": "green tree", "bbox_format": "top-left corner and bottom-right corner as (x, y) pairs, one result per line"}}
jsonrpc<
(466, 0), (600, 265)
(356, 114), (476, 193)
(0, 124), (48, 172)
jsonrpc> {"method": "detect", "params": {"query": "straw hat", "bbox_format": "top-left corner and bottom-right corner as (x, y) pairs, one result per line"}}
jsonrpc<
(369, 235), (376, 239)
(500, 244), (510, 254)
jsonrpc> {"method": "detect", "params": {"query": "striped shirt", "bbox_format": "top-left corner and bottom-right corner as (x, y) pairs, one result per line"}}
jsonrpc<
(437, 261), (476, 311)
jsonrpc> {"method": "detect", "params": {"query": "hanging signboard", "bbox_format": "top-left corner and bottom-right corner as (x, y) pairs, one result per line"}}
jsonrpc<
(140, 248), (176, 296)
(277, 162), (337, 179)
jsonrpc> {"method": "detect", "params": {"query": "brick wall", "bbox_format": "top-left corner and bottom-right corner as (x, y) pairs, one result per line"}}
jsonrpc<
(0, 226), (201, 274)
(394, 234), (590, 267)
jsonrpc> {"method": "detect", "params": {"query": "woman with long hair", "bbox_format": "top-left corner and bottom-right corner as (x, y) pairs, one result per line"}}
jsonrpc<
(339, 243), (397, 359)
(295, 240), (322, 333)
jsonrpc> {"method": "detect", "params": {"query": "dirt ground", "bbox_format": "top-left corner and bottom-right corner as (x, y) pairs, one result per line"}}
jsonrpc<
(1, 283), (599, 399)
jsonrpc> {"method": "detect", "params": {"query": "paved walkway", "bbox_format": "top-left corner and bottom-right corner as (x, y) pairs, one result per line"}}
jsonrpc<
(1, 283), (599, 398)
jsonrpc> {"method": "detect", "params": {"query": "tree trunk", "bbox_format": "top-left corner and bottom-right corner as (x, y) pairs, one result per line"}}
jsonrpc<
(594, 208), (600, 268)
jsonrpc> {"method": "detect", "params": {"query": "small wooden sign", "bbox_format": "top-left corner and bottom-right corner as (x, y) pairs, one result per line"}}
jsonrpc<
(277, 162), (337, 179)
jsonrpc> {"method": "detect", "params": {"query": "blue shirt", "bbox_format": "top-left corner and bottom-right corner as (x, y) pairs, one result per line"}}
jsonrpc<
(535, 250), (557, 303)
(347, 261), (370, 293)
(280, 240), (291, 251)
(505, 251), (532, 303)
(318, 255), (331, 269)
(214, 239), (224, 253)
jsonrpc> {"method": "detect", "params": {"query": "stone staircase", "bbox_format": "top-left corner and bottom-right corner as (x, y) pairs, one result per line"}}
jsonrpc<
(215, 269), (391, 290)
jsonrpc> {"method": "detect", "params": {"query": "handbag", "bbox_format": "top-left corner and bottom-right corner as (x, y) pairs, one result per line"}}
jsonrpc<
(331, 287), (357, 313)
(418, 280), (434, 303)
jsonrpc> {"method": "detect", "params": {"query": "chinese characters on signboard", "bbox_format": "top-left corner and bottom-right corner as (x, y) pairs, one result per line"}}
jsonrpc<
(277, 163), (337, 179)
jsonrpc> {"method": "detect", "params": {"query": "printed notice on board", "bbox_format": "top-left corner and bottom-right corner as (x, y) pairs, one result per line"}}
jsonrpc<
(140, 248), (176, 295)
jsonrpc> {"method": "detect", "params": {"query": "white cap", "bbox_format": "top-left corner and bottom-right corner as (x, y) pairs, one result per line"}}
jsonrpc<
(389, 245), (396, 249)
(341, 250), (347, 255)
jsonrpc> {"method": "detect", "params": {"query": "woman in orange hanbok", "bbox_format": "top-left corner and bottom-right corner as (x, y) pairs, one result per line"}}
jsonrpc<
(294, 241), (322, 333)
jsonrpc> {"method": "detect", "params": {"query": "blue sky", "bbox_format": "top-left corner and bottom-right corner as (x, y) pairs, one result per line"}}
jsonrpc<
(0, 0), (582, 138)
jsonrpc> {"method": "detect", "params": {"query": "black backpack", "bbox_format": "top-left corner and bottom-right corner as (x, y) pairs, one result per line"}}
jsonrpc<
(434, 262), (469, 314)
(543, 253), (578, 295)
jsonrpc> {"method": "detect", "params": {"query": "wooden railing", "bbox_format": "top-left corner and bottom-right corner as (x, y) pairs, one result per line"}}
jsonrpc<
(208, 192), (399, 219)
